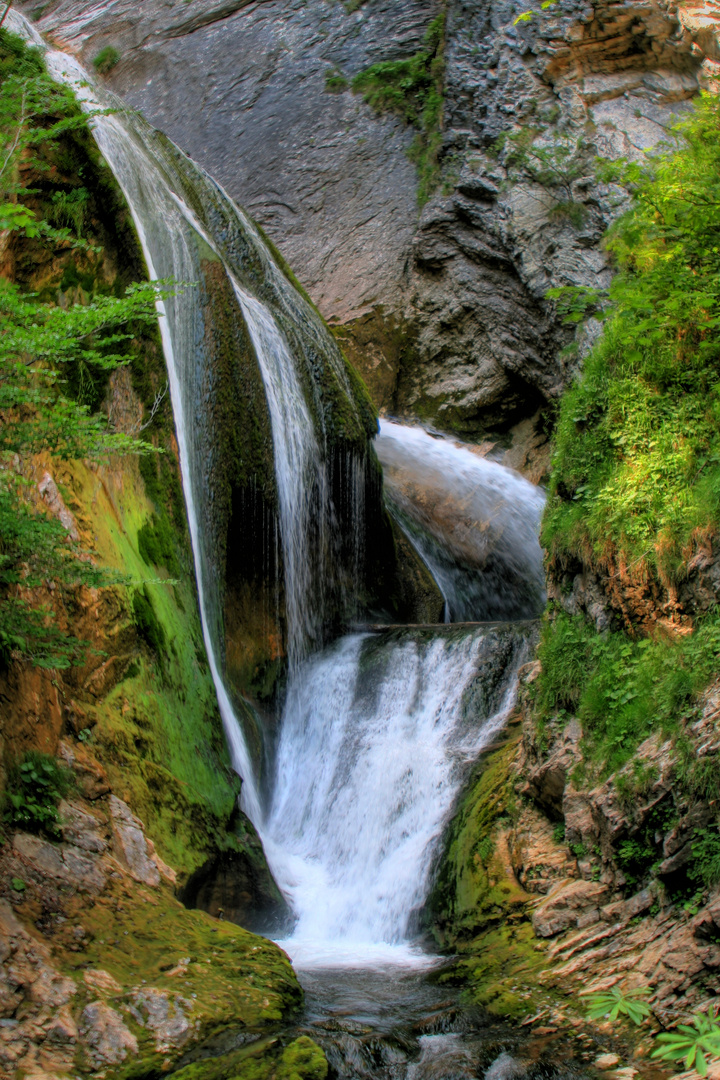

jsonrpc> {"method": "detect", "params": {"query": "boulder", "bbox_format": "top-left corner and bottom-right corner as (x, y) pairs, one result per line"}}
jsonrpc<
(79, 1002), (138, 1066)
(532, 879), (612, 938)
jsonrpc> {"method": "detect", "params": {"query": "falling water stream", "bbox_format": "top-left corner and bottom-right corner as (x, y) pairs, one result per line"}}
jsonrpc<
(9, 13), (585, 1076)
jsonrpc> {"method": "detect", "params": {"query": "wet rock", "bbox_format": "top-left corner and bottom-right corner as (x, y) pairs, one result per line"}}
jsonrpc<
(109, 795), (161, 886)
(79, 1001), (138, 1066)
(57, 739), (110, 800)
(13, 832), (106, 892)
(38, 472), (79, 541)
(594, 1054), (620, 1070)
(57, 799), (108, 854)
(83, 969), (123, 996)
(522, 719), (582, 816)
(532, 879), (612, 938)
(132, 988), (194, 1052)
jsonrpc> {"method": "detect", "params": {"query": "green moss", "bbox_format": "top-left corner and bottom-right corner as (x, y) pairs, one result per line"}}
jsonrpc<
(429, 737), (526, 945)
(137, 513), (180, 575)
(132, 586), (167, 657)
(534, 607), (720, 775)
(41, 874), (302, 1078)
(352, 12), (445, 206)
(169, 1036), (327, 1080)
(427, 734), (557, 1018)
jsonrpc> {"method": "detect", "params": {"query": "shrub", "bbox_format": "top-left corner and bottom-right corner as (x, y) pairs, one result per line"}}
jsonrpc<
(535, 608), (720, 772)
(3, 751), (73, 836)
(92, 46), (120, 75)
(544, 94), (720, 585)
(690, 827), (720, 888)
(324, 68), (348, 93)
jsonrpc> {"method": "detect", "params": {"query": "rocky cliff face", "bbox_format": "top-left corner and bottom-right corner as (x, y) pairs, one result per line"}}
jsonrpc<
(428, 663), (720, 1040)
(20, 0), (720, 465)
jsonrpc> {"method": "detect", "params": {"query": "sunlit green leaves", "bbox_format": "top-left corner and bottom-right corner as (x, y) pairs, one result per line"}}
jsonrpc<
(652, 1012), (720, 1077)
(585, 986), (652, 1025)
(544, 94), (720, 582)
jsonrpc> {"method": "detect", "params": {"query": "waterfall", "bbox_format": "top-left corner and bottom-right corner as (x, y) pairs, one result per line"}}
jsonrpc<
(10, 9), (372, 819)
(264, 623), (533, 967)
(375, 421), (546, 622)
(14, 9), (548, 966)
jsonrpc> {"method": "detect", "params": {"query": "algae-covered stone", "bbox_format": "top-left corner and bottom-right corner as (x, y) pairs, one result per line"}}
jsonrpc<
(277, 1036), (328, 1080)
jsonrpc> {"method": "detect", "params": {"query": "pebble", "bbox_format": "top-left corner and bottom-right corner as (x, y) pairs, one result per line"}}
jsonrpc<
(595, 1054), (620, 1070)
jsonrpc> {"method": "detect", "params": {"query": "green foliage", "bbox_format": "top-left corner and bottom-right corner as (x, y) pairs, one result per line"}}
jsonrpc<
(132, 585), (167, 656)
(535, 608), (720, 771)
(513, 0), (556, 23)
(544, 94), (720, 584)
(352, 13), (445, 205)
(690, 826), (720, 887)
(92, 46), (120, 74)
(48, 185), (90, 236)
(652, 1011), (720, 1077)
(585, 985), (651, 1025)
(0, 27), (169, 670)
(324, 67), (348, 93)
(500, 126), (589, 222)
(3, 751), (73, 836)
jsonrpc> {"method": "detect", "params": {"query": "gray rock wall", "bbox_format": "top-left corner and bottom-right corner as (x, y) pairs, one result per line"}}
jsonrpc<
(25, 0), (718, 454)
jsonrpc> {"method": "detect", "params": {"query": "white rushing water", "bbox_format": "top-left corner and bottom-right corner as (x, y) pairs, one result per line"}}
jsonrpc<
(376, 420), (546, 622)
(264, 624), (531, 967)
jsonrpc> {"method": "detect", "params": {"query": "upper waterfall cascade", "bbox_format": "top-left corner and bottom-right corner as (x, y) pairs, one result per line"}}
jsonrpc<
(12, 9), (547, 966)
(376, 420), (546, 623)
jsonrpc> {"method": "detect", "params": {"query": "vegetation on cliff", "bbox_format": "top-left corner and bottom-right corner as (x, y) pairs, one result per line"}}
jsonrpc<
(0, 24), (268, 880)
(535, 94), (720, 778)
(0, 27), (161, 669)
(352, 11), (445, 206)
(545, 94), (720, 582)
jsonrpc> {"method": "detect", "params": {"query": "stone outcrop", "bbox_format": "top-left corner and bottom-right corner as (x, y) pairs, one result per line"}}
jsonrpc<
(0, 741), (303, 1077)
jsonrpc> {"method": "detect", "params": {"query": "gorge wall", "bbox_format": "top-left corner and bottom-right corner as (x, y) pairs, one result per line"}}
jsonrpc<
(4, 0), (720, 1073)
(19, 0), (720, 474)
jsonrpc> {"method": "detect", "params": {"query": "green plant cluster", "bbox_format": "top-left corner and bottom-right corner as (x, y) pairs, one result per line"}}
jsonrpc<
(535, 608), (720, 771)
(498, 125), (590, 225)
(0, 27), (163, 670)
(351, 12), (445, 205)
(690, 826), (720, 888)
(544, 94), (720, 586)
(92, 45), (120, 74)
(3, 750), (73, 835)
(586, 987), (720, 1077)
(585, 986), (651, 1025)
